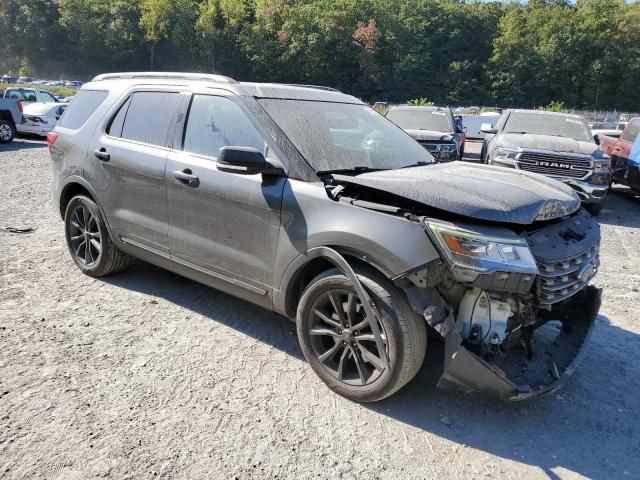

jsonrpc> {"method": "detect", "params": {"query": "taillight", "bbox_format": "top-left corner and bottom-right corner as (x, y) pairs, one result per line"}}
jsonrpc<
(47, 132), (58, 153)
(17, 101), (23, 113)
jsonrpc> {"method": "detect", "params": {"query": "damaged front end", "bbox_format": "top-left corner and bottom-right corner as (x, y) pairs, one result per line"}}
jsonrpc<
(405, 208), (601, 400)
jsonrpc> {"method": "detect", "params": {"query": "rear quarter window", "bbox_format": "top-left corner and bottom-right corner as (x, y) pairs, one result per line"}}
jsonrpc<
(57, 90), (108, 130)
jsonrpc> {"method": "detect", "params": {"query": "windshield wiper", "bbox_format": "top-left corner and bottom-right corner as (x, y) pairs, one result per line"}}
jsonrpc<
(316, 166), (389, 176)
(399, 160), (433, 169)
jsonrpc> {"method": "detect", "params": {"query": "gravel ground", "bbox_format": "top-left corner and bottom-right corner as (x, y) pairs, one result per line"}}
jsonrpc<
(1, 138), (639, 480)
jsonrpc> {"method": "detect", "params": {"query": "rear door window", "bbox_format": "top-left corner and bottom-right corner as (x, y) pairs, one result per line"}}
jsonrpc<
(40, 91), (58, 103)
(120, 91), (181, 147)
(182, 95), (265, 158)
(57, 90), (108, 130)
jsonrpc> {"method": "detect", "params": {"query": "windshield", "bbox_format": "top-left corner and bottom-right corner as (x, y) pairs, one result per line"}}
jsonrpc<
(504, 112), (592, 142)
(258, 99), (435, 172)
(386, 109), (453, 132)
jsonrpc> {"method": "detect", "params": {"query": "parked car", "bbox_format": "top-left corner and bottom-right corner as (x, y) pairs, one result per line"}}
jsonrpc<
(3, 87), (59, 104)
(50, 72), (602, 402)
(385, 105), (464, 161)
(16, 76), (35, 84)
(17, 102), (67, 137)
(65, 81), (83, 89)
(597, 117), (640, 192)
(590, 122), (622, 140)
(462, 112), (501, 140)
(481, 109), (610, 216)
(46, 81), (66, 87)
(1, 75), (18, 84)
(0, 97), (23, 143)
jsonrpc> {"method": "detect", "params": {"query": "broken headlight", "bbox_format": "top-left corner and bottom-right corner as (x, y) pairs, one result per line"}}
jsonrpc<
(423, 219), (538, 279)
(493, 147), (518, 165)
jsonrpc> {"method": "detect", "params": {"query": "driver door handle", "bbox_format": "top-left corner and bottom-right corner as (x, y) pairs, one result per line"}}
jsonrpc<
(94, 148), (110, 162)
(173, 169), (200, 187)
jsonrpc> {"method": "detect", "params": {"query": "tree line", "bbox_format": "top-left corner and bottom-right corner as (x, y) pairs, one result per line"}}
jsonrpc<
(1, 0), (639, 110)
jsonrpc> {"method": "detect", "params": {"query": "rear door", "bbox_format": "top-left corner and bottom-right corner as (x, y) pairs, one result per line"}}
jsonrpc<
(85, 89), (182, 256)
(165, 92), (286, 307)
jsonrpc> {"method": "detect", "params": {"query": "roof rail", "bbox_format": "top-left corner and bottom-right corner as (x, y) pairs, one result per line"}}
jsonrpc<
(91, 72), (237, 84)
(283, 84), (340, 93)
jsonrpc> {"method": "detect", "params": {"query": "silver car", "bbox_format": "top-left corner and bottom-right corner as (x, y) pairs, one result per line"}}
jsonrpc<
(50, 72), (602, 402)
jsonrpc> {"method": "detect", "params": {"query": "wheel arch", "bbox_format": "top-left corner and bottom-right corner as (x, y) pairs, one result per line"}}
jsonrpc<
(279, 246), (394, 319)
(58, 177), (113, 232)
(0, 110), (16, 128)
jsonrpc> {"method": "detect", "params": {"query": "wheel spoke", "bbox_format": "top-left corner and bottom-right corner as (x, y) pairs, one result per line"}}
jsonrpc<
(351, 347), (368, 385)
(357, 343), (385, 371)
(74, 239), (86, 257)
(70, 234), (84, 241)
(351, 318), (370, 331)
(310, 327), (340, 337)
(318, 341), (342, 363)
(84, 240), (91, 263)
(90, 238), (101, 255)
(313, 308), (341, 329)
(70, 219), (83, 231)
(355, 333), (387, 343)
(329, 293), (347, 327)
(346, 293), (357, 325)
(336, 347), (350, 380)
(87, 230), (100, 238)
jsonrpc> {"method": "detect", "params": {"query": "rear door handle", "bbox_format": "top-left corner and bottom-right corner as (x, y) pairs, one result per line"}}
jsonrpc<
(173, 169), (200, 187)
(94, 148), (110, 162)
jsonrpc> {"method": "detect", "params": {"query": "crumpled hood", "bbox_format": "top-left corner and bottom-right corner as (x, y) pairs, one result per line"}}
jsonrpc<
(498, 133), (597, 156)
(404, 129), (454, 142)
(333, 162), (581, 224)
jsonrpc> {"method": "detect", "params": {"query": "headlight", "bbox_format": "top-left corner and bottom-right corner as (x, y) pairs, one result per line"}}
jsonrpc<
(494, 147), (518, 165)
(423, 219), (538, 276)
(435, 144), (457, 159)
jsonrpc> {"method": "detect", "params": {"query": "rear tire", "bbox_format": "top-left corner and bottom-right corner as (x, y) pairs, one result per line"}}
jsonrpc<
(296, 267), (427, 402)
(64, 195), (130, 276)
(0, 119), (15, 143)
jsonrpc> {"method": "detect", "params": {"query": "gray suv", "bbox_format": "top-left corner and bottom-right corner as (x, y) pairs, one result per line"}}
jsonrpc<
(51, 73), (602, 402)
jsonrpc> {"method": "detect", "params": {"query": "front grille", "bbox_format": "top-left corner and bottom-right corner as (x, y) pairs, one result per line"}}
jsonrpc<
(418, 141), (439, 152)
(516, 151), (592, 180)
(536, 246), (599, 304)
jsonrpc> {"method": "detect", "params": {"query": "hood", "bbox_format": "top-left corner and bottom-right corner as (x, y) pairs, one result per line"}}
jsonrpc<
(404, 129), (454, 142)
(498, 133), (597, 156)
(333, 163), (581, 224)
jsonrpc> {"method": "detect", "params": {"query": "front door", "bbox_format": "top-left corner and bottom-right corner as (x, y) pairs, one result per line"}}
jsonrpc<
(166, 93), (286, 307)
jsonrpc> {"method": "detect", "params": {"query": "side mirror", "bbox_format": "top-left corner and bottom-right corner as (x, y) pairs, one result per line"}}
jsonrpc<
(217, 146), (284, 176)
(481, 123), (498, 134)
(593, 134), (600, 145)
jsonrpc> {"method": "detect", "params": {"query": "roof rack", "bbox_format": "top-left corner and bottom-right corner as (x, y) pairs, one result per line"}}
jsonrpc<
(91, 72), (237, 84)
(283, 84), (340, 93)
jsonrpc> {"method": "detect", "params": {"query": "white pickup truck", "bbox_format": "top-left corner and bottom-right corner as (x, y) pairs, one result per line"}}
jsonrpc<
(0, 98), (23, 143)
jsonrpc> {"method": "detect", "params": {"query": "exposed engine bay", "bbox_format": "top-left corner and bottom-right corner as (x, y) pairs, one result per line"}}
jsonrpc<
(406, 209), (601, 399)
(328, 174), (602, 399)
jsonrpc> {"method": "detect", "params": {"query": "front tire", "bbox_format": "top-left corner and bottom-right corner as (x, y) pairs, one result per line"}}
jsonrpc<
(585, 202), (604, 216)
(0, 119), (15, 143)
(64, 195), (130, 276)
(296, 267), (427, 402)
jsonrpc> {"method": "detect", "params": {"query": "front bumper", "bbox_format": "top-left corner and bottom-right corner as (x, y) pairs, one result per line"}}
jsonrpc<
(438, 285), (601, 400)
(564, 179), (609, 205)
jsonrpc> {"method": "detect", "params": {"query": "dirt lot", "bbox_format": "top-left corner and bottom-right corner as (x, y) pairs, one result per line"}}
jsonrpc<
(1, 138), (639, 479)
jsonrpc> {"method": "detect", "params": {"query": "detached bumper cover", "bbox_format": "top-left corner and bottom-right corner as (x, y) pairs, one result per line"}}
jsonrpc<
(438, 285), (601, 400)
